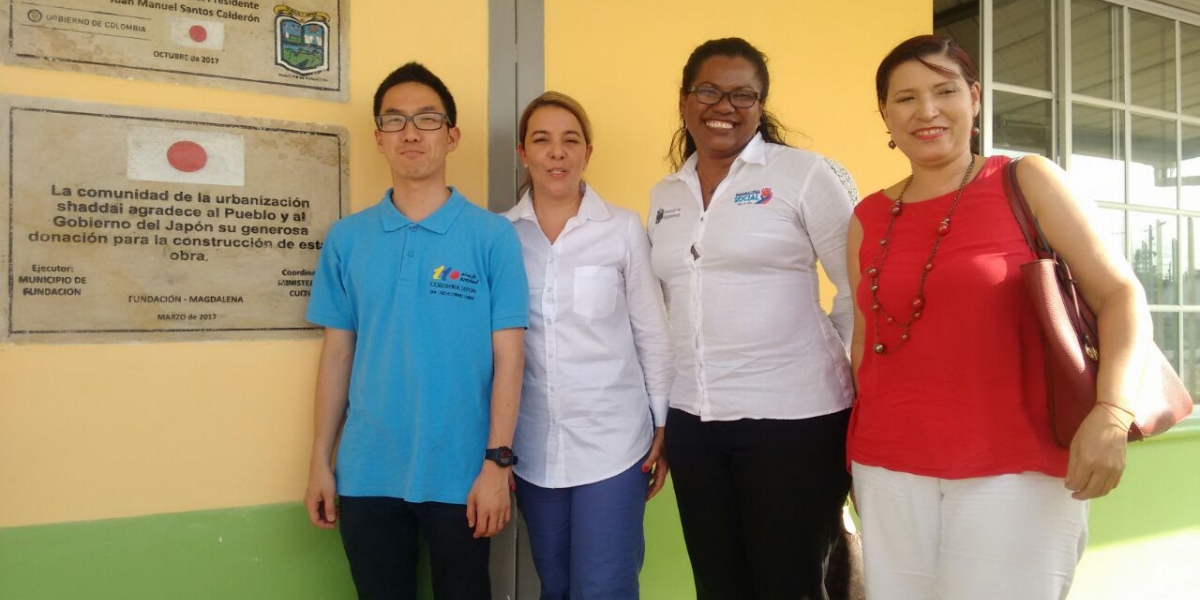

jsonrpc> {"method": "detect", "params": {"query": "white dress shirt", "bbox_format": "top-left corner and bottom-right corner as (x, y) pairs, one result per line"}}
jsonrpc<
(506, 186), (674, 488)
(647, 133), (857, 422)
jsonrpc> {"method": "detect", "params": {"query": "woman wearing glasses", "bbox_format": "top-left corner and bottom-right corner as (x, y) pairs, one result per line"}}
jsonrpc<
(505, 92), (673, 600)
(646, 38), (858, 599)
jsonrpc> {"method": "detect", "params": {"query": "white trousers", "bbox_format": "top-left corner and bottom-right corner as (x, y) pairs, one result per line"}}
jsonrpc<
(851, 462), (1089, 600)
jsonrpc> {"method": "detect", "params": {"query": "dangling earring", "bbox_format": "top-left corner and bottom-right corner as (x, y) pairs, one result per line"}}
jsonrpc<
(972, 126), (980, 137)
(887, 139), (897, 150)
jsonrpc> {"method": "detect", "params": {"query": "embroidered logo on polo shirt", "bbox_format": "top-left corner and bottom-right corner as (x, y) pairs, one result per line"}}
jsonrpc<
(429, 265), (479, 300)
(655, 207), (683, 224)
(733, 188), (772, 205)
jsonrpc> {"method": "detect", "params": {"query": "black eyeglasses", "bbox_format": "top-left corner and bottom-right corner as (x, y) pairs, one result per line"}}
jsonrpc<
(375, 112), (451, 132)
(688, 86), (761, 109)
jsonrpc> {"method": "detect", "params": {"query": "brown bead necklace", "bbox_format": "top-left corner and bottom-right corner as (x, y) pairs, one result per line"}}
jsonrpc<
(867, 154), (976, 354)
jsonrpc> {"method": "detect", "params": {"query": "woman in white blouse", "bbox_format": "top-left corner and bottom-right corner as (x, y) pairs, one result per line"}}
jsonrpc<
(505, 91), (674, 600)
(647, 38), (858, 599)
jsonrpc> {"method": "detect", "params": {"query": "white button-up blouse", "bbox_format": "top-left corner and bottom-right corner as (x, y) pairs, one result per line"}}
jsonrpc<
(505, 186), (674, 488)
(647, 134), (857, 422)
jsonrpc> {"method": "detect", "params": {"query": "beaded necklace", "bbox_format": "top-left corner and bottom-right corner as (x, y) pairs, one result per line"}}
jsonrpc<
(867, 154), (977, 354)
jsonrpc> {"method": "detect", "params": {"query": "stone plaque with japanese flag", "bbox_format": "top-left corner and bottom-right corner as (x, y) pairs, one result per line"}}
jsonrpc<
(1, 1), (346, 101)
(0, 97), (347, 342)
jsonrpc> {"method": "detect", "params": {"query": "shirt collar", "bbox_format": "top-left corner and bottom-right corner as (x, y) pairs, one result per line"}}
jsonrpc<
(665, 132), (767, 181)
(578, 184), (611, 222)
(504, 184), (611, 224)
(378, 187), (467, 234)
(504, 192), (537, 223)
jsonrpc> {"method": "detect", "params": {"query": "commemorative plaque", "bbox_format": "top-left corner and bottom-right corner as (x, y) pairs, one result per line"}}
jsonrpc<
(1, 97), (348, 342)
(2, 1), (346, 101)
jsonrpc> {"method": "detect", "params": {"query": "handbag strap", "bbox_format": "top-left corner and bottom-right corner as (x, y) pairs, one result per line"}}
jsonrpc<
(1001, 157), (1053, 259)
(1001, 155), (1101, 353)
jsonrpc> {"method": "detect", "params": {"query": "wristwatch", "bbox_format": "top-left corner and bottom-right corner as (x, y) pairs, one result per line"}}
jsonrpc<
(484, 446), (518, 468)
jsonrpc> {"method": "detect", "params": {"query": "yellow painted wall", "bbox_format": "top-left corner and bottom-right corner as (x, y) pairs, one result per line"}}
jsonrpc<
(0, 0), (490, 528)
(544, 0), (930, 220)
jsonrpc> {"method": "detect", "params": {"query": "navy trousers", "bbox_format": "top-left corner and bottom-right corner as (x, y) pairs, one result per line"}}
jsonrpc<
(337, 496), (491, 600)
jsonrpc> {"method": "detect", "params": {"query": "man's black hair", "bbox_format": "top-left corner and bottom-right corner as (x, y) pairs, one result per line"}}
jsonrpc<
(373, 62), (458, 126)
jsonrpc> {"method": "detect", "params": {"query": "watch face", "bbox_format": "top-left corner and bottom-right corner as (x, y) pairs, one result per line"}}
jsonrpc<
(487, 447), (516, 466)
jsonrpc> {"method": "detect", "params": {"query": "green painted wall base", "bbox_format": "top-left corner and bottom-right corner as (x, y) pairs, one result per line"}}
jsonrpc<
(1, 431), (1196, 600)
(0, 495), (691, 600)
(0, 504), (355, 600)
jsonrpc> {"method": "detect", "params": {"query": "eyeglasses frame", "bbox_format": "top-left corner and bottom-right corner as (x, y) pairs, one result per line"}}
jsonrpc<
(374, 111), (453, 133)
(687, 86), (762, 109)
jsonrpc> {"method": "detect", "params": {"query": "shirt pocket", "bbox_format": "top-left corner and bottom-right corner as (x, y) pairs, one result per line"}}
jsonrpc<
(572, 265), (618, 319)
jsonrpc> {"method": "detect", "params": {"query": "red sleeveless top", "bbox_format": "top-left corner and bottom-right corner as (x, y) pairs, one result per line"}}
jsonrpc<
(848, 156), (1069, 478)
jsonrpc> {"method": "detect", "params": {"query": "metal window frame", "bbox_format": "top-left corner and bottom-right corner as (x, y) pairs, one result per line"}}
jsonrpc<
(982, 0), (1200, 404)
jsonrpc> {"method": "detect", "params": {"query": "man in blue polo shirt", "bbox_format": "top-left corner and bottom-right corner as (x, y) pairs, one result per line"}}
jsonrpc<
(302, 62), (528, 600)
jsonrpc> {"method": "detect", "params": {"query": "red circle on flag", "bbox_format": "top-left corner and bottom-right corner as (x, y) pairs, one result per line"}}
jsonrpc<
(167, 141), (207, 173)
(189, 25), (208, 43)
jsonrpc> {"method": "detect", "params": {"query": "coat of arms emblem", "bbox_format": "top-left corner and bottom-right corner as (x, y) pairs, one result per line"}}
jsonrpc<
(273, 5), (331, 75)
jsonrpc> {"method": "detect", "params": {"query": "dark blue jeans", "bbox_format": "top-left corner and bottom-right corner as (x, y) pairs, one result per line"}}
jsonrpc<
(515, 460), (650, 600)
(338, 496), (491, 600)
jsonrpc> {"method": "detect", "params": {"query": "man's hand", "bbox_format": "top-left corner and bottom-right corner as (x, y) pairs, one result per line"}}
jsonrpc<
(466, 461), (511, 538)
(305, 327), (353, 530)
(304, 464), (338, 529)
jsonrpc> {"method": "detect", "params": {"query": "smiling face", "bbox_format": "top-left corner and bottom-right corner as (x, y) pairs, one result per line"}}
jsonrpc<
(680, 55), (764, 162)
(880, 54), (980, 167)
(374, 81), (460, 184)
(518, 105), (592, 202)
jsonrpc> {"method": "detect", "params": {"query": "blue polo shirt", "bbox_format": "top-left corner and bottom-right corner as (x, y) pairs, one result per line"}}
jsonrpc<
(306, 188), (529, 504)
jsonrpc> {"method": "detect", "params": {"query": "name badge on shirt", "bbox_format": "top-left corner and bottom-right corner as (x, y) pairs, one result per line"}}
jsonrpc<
(655, 207), (683, 224)
(732, 187), (773, 206)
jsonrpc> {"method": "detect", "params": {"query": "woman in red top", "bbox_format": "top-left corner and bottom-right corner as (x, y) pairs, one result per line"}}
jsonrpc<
(847, 35), (1150, 600)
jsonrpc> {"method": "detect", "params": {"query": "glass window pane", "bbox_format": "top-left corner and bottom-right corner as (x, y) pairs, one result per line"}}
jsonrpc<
(934, 0), (981, 77)
(1071, 104), (1125, 203)
(1153, 312), (1180, 373)
(1072, 0), (1124, 101)
(1131, 212), (1179, 305)
(994, 0), (1052, 90)
(994, 92), (1052, 157)
(1182, 23), (1200, 117)
(1181, 314), (1200, 401)
(1182, 216), (1200, 305)
(1099, 208), (1127, 260)
(1182, 124), (1200, 211)
(1131, 10), (1177, 111)
(1130, 115), (1177, 209)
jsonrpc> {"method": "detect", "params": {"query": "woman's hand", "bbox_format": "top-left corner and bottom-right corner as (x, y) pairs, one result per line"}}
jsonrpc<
(1064, 404), (1130, 500)
(643, 427), (669, 501)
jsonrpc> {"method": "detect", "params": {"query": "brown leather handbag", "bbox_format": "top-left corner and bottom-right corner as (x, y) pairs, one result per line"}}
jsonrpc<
(1001, 157), (1193, 447)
